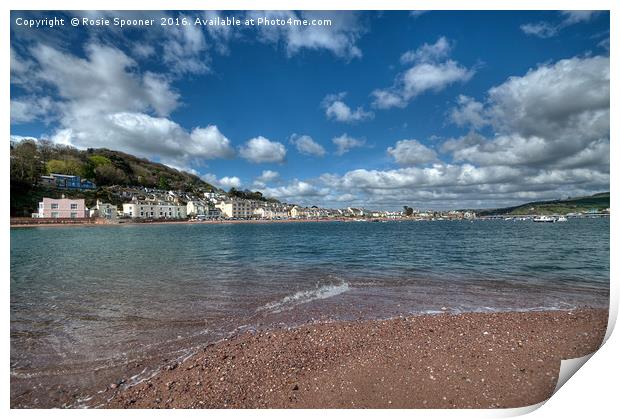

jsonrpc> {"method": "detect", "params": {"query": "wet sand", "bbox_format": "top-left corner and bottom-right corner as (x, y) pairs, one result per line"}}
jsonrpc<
(86, 308), (607, 409)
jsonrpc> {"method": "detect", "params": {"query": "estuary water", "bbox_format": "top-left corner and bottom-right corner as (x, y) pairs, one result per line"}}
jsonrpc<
(10, 218), (609, 407)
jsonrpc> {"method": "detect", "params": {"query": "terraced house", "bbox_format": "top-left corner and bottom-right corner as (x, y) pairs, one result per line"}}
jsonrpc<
(34, 197), (87, 218)
(122, 200), (187, 219)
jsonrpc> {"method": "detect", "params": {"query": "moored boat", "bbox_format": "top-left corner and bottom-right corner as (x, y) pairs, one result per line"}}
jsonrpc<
(533, 215), (556, 223)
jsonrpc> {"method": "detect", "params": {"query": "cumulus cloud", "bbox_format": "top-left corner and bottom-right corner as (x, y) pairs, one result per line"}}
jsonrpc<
(261, 55), (609, 209)
(188, 126), (236, 159)
(11, 96), (58, 124)
(290, 134), (326, 157)
(10, 42), (235, 169)
(239, 136), (287, 163)
(446, 56), (609, 171)
(332, 134), (365, 155)
(387, 139), (438, 166)
(521, 10), (600, 38)
(322, 92), (374, 123)
(246, 11), (364, 60)
(262, 180), (330, 200)
(257, 170), (280, 183)
(253, 170), (280, 188)
(449, 95), (488, 129)
(202, 173), (242, 189)
(372, 37), (474, 109)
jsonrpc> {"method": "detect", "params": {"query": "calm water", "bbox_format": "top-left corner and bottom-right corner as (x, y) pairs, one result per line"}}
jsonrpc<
(10, 218), (609, 407)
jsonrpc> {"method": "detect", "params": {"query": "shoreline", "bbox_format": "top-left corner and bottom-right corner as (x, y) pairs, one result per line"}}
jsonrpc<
(9, 217), (362, 228)
(65, 307), (609, 409)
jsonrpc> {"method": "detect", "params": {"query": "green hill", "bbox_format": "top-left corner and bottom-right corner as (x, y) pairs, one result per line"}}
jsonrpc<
(476, 193), (610, 216)
(10, 139), (219, 216)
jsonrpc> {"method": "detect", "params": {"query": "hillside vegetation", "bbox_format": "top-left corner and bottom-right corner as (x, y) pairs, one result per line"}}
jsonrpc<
(10, 139), (218, 216)
(477, 193), (610, 216)
(10, 139), (283, 216)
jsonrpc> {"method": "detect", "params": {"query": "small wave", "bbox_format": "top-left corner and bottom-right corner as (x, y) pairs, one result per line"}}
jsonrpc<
(258, 281), (350, 314)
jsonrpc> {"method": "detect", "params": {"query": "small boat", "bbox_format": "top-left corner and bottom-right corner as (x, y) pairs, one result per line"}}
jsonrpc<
(556, 216), (568, 222)
(533, 215), (556, 223)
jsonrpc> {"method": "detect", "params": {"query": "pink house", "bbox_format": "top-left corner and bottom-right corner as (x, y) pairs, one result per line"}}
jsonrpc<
(36, 197), (88, 219)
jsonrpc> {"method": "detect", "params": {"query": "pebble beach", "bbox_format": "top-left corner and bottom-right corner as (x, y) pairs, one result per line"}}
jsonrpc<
(89, 308), (608, 409)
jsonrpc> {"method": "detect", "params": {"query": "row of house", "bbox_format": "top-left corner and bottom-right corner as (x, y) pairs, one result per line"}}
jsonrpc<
(33, 193), (478, 222)
(40, 173), (96, 191)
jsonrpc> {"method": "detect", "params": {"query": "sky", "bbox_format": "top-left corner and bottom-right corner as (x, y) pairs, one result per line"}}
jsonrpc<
(10, 10), (610, 210)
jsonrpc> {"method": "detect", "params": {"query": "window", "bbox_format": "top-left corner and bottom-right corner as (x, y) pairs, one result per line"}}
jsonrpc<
(51, 212), (59, 218)
(70, 204), (78, 210)
(51, 203), (59, 209)
(140, 212), (144, 216)
(70, 212), (78, 218)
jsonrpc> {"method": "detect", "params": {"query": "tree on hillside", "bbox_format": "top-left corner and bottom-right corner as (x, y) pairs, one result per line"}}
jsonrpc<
(94, 164), (128, 185)
(83, 155), (113, 179)
(158, 175), (170, 190)
(46, 158), (85, 177)
(403, 206), (414, 216)
(10, 140), (43, 185)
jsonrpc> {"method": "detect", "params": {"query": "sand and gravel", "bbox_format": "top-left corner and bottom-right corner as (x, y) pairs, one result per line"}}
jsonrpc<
(88, 308), (608, 409)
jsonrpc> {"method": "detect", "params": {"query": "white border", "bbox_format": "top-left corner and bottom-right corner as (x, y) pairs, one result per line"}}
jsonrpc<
(3, 1), (616, 418)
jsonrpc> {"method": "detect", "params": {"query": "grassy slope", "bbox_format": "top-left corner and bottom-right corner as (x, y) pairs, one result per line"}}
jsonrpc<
(476, 193), (609, 216)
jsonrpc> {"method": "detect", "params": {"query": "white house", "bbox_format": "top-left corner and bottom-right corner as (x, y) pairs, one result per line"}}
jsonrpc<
(122, 201), (187, 219)
(215, 199), (259, 218)
(90, 200), (118, 219)
(186, 200), (207, 217)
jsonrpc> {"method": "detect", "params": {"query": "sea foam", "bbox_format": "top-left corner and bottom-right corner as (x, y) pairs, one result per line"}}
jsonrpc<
(258, 281), (350, 314)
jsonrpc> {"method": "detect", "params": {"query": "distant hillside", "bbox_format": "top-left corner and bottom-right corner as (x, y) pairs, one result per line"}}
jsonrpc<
(10, 139), (219, 216)
(476, 193), (610, 216)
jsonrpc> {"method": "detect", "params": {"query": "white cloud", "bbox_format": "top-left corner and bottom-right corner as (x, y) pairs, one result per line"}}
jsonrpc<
(219, 176), (242, 189)
(239, 136), (287, 163)
(561, 11), (599, 25)
(202, 173), (242, 189)
(290, 134), (326, 157)
(400, 36), (451, 64)
(202, 11), (235, 55)
(521, 11), (600, 38)
(257, 170), (280, 183)
(332, 134), (365, 155)
(387, 139), (438, 166)
(258, 55), (609, 209)
(322, 92), (373, 123)
(449, 95), (488, 129)
(262, 180), (330, 200)
(446, 56), (609, 171)
(11, 96), (57, 124)
(188, 126), (236, 159)
(520, 22), (559, 38)
(162, 14), (210, 75)
(28, 42), (180, 117)
(10, 41), (237, 169)
(246, 11), (364, 59)
(372, 37), (474, 109)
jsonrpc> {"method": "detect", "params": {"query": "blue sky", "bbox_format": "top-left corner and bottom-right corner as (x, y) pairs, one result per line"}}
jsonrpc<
(10, 10), (610, 209)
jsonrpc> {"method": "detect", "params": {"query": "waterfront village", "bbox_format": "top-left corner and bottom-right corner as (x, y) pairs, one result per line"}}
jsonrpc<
(24, 173), (478, 224)
(17, 173), (609, 225)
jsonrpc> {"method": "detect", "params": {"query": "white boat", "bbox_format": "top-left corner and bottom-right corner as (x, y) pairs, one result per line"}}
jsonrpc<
(556, 216), (568, 222)
(533, 215), (556, 223)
